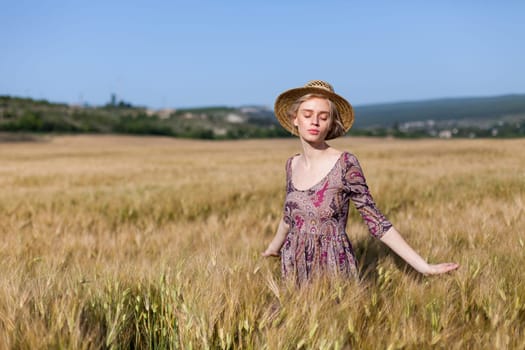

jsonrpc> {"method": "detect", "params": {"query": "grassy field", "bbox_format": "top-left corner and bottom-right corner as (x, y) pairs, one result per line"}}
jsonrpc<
(0, 135), (524, 349)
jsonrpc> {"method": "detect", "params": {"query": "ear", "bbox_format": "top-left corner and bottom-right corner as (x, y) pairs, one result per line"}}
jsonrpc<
(293, 116), (298, 127)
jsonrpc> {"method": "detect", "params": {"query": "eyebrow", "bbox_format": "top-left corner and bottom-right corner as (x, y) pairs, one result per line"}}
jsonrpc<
(300, 108), (330, 114)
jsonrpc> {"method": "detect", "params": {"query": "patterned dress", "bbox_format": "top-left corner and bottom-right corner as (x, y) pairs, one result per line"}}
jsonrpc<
(281, 151), (392, 284)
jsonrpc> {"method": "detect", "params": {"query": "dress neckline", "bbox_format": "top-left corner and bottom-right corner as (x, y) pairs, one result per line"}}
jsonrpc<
(290, 152), (346, 192)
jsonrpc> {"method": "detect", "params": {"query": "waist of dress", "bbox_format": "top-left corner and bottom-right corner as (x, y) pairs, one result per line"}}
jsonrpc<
(290, 229), (348, 238)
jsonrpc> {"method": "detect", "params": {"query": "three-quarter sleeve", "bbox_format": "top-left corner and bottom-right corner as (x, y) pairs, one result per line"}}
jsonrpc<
(343, 153), (392, 239)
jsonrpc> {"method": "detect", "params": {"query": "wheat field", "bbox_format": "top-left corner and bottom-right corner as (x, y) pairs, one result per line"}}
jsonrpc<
(0, 135), (523, 349)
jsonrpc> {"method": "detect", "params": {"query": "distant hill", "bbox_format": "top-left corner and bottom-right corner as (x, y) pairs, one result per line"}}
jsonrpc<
(0, 96), (288, 139)
(353, 94), (525, 128)
(1, 94), (524, 139)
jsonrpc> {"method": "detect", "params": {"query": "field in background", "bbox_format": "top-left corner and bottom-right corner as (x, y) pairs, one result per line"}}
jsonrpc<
(0, 135), (524, 349)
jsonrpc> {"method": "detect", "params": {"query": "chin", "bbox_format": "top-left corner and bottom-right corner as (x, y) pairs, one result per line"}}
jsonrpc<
(302, 135), (327, 143)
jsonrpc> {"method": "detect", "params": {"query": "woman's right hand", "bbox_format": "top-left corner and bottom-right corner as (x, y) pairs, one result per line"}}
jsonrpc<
(262, 248), (280, 257)
(262, 218), (288, 258)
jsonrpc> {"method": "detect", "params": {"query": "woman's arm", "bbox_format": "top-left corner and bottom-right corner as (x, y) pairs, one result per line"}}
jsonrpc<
(380, 226), (459, 275)
(343, 154), (458, 275)
(262, 217), (289, 257)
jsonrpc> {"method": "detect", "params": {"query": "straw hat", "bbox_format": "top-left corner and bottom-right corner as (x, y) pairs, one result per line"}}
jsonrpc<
(274, 80), (354, 138)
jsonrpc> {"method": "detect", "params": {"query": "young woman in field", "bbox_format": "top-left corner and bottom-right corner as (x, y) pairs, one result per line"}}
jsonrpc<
(262, 80), (459, 285)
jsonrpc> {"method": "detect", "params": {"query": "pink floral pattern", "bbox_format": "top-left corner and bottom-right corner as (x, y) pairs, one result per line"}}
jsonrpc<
(280, 152), (392, 284)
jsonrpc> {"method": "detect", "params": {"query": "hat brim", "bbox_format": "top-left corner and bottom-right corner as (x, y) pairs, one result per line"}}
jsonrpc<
(274, 86), (354, 139)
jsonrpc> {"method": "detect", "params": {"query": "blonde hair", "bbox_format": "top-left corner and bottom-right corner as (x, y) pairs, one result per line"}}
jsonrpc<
(286, 93), (345, 140)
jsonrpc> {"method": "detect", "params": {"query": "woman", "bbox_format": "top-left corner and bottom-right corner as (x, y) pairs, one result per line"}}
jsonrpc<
(262, 80), (459, 285)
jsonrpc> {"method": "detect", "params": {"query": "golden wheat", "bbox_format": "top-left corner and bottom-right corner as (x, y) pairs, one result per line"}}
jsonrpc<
(0, 135), (523, 349)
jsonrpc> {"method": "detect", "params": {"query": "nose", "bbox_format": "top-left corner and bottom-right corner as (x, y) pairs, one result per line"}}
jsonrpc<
(311, 116), (320, 126)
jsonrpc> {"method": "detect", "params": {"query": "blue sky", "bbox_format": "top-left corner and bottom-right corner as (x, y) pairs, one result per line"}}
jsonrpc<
(1, 0), (524, 109)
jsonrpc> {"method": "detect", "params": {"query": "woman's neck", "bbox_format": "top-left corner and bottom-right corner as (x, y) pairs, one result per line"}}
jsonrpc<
(299, 138), (331, 165)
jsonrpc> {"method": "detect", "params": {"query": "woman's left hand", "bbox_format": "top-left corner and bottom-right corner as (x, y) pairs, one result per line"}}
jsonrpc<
(422, 262), (460, 275)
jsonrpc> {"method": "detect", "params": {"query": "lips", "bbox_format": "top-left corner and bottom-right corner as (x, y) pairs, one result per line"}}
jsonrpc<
(307, 129), (320, 135)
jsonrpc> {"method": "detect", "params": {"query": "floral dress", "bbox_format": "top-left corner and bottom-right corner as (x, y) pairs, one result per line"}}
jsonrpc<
(280, 152), (392, 284)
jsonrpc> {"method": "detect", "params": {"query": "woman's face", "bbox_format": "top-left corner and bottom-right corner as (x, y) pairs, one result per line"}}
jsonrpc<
(293, 97), (332, 143)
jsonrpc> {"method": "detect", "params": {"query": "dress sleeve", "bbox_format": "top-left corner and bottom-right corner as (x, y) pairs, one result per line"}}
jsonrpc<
(282, 156), (293, 225)
(343, 153), (392, 239)
(284, 156), (293, 192)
